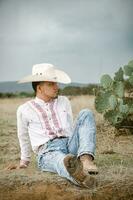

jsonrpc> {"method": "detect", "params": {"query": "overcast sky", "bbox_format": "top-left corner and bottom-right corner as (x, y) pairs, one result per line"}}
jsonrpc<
(0, 0), (133, 83)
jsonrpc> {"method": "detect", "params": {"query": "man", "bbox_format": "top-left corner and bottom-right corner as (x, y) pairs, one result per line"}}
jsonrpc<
(8, 63), (98, 188)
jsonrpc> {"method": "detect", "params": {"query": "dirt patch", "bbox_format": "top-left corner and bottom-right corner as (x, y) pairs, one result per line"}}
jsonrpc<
(1, 179), (133, 200)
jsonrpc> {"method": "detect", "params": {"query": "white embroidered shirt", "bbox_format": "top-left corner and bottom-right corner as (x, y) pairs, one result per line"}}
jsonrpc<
(17, 96), (73, 162)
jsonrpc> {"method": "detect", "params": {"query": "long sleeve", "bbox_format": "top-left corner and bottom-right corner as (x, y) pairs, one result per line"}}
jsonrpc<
(17, 106), (31, 162)
(64, 96), (74, 129)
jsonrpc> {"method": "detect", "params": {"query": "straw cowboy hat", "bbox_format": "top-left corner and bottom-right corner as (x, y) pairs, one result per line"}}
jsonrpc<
(18, 63), (71, 84)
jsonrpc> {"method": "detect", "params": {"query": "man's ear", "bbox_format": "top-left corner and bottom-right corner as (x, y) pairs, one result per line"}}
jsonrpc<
(36, 84), (42, 94)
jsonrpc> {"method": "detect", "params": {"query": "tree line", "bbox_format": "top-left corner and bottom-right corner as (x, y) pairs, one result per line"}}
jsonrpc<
(0, 84), (99, 98)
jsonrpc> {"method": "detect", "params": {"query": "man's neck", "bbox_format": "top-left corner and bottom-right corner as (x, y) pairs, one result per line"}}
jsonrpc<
(36, 94), (53, 102)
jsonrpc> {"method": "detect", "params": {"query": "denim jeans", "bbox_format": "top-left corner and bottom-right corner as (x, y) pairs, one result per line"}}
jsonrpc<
(37, 109), (96, 185)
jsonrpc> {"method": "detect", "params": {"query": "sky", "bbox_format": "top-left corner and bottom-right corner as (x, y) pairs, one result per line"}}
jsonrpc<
(0, 0), (133, 83)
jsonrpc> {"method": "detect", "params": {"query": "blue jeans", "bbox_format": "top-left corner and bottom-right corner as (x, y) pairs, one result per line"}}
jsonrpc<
(37, 109), (96, 185)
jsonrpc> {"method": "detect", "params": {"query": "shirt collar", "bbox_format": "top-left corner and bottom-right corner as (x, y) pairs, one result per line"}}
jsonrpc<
(35, 96), (57, 105)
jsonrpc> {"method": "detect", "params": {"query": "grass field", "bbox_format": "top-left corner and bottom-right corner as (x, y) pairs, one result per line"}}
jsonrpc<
(0, 96), (133, 200)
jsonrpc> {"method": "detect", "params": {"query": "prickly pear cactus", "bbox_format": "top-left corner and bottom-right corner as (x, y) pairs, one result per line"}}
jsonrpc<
(95, 60), (133, 130)
(100, 75), (113, 89)
(124, 60), (133, 86)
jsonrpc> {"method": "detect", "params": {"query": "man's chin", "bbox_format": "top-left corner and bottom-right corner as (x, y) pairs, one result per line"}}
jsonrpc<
(53, 94), (58, 99)
(50, 91), (59, 99)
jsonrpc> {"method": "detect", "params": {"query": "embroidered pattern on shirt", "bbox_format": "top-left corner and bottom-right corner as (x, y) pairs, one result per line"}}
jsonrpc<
(28, 100), (64, 138)
(49, 100), (63, 135)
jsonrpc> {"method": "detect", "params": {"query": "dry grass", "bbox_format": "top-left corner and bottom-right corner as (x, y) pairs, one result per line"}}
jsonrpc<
(0, 96), (133, 200)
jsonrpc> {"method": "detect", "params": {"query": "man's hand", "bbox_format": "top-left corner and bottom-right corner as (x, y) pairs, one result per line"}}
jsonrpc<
(5, 160), (30, 170)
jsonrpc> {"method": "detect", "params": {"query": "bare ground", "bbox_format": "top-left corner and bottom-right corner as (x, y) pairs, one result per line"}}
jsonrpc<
(0, 96), (133, 200)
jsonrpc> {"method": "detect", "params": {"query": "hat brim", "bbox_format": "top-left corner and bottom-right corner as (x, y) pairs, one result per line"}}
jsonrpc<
(18, 69), (71, 84)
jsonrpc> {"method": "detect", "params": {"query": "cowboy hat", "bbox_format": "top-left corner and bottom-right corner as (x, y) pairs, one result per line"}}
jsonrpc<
(18, 63), (71, 84)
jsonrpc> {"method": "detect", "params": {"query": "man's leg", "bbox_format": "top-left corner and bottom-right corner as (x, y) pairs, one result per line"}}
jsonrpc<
(38, 150), (79, 185)
(67, 109), (98, 174)
(37, 110), (98, 188)
(38, 150), (96, 188)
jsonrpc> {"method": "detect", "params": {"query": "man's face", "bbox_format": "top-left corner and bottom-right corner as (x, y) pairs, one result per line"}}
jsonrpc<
(38, 81), (59, 99)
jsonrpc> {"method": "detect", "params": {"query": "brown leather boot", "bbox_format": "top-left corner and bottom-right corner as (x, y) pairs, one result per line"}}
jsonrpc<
(63, 154), (97, 188)
(80, 154), (98, 175)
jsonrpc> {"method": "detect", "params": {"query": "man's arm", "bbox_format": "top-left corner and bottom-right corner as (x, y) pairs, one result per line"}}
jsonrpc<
(65, 96), (74, 126)
(6, 107), (31, 170)
(17, 106), (31, 168)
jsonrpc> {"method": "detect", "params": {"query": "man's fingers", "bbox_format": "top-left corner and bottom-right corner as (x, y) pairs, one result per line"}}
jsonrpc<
(5, 163), (28, 170)
(5, 164), (18, 170)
